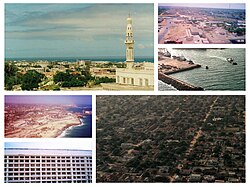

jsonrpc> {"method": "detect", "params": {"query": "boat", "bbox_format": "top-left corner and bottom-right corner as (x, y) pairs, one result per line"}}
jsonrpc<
(226, 58), (234, 63)
(164, 51), (171, 57)
(179, 55), (186, 61)
(232, 62), (237, 65)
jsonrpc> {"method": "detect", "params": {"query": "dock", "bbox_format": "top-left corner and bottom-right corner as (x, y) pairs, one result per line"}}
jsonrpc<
(164, 64), (201, 75)
(159, 72), (204, 91)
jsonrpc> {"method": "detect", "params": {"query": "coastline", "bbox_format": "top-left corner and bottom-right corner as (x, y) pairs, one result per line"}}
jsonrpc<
(54, 123), (81, 138)
(158, 56), (203, 91)
(56, 122), (86, 138)
(159, 72), (203, 91)
(5, 113), (81, 138)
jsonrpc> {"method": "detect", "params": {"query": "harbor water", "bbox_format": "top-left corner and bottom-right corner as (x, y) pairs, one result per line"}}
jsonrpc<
(159, 48), (245, 90)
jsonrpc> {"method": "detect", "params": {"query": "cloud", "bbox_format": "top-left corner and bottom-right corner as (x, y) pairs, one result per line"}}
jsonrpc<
(6, 4), (153, 40)
(137, 43), (154, 49)
(5, 4), (154, 58)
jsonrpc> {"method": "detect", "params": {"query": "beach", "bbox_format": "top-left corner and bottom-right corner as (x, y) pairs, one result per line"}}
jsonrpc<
(5, 109), (80, 138)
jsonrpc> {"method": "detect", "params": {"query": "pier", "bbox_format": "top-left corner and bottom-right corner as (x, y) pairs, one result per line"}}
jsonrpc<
(164, 64), (201, 75)
(159, 72), (204, 91)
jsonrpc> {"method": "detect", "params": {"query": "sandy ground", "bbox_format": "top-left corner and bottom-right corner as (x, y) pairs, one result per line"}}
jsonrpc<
(159, 57), (196, 69)
(5, 115), (80, 138)
(164, 24), (190, 42)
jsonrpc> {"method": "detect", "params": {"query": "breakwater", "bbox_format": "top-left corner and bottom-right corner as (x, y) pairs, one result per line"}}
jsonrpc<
(164, 64), (201, 75)
(159, 72), (204, 91)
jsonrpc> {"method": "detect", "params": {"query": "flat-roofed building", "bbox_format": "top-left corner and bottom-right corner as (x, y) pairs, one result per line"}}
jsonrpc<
(103, 15), (154, 90)
(4, 148), (92, 183)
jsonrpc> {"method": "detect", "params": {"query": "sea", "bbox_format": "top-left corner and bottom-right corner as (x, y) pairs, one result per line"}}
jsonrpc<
(159, 48), (245, 91)
(58, 105), (92, 138)
(6, 56), (154, 63)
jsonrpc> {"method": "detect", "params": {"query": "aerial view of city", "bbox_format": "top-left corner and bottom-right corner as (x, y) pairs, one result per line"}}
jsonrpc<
(97, 95), (245, 182)
(158, 48), (245, 91)
(158, 3), (245, 44)
(5, 95), (92, 138)
(5, 3), (154, 91)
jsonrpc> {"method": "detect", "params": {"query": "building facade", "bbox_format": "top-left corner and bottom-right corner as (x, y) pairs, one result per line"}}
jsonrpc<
(113, 15), (154, 90)
(4, 148), (92, 183)
(125, 15), (135, 69)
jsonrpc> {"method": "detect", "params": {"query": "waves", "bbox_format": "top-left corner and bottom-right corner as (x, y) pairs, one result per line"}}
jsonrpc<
(57, 116), (92, 138)
(166, 48), (245, 90)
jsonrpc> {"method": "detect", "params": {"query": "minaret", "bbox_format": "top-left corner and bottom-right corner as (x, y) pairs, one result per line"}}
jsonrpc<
(125, 14), (134, 69)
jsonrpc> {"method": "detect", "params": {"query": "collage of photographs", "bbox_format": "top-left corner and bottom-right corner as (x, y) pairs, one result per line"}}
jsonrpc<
(1, 0), (247, 185)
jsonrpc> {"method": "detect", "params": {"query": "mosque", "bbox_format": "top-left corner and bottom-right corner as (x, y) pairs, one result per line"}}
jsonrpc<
(101, 15), (154, 90)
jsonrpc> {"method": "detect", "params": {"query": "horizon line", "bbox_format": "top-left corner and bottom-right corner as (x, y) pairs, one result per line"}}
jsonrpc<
(159, 5), (245, 10)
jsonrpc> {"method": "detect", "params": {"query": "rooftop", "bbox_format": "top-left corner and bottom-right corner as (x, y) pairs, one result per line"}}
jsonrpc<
(5, 148), (92, 156)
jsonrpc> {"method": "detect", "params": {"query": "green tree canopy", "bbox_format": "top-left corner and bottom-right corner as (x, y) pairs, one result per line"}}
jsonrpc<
(21, 70), (45, 90)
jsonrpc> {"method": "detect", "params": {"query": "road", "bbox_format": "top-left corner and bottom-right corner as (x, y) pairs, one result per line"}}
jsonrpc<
(158, 18), (172, 44)
(169, 96), (219, 182)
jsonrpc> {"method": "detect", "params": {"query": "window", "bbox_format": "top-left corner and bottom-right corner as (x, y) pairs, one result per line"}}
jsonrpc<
(139, 78), (143, 86)
(145, 79), (149, 86)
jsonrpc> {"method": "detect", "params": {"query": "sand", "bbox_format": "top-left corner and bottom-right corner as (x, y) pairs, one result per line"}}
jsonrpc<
(159, 57), (195, 69)
(5, 114), (80, 138)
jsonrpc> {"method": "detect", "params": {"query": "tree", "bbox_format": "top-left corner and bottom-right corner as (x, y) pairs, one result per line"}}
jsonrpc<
(5, 63), (18, 77)
(154, 176), (170, 182)
(126, 156), (141, 168)
(21, 70), (44, 90)
(5, 63), (22, 90)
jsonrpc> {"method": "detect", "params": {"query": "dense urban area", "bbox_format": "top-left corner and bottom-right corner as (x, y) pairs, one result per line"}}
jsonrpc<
(96, 95), (245, 182)
(5, 104), (88, 138)
(158, 6), (245, 44)
(5, 60), (119, 91)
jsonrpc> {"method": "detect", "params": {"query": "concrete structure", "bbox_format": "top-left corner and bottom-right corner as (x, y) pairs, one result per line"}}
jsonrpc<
(4, 148), (92, 183)
(116, 63), (154, 87)
(110, 15), (154, 90)
(125, 15), (135, 69)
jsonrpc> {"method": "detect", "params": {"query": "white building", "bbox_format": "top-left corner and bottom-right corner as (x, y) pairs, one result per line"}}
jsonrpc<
(102, 15), (154, 90)
(4, 148), (92, 183)
(116, 15), (154, 88)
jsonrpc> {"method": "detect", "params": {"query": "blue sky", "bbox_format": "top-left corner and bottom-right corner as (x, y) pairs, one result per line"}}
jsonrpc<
(5, 3), (154, 58)
(5, 141), (92, 150)
(5, 95), (92, 105)
(159, 3), (245, 9)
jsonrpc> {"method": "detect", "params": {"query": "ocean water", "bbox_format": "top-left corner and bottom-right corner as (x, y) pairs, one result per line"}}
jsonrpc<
(58, 106), (92, 138)
(158, 80), (177, 91)
(6, 56), (154, 63)
(59, 115), (92, 138)
(159, 48), (245, 90)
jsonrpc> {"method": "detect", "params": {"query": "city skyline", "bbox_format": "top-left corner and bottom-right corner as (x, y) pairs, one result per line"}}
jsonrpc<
(5, 3), (154, 59)
(159, 3), (245, 10)
(5, 95), (92, 105)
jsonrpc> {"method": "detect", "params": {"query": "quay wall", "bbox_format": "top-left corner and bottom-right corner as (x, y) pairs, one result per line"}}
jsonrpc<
(164, 64), (201, 75)
(158, 72), (204, 91)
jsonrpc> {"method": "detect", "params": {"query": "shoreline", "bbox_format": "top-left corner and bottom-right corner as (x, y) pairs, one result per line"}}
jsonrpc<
(53, 123), (81, 138)
(56, 122), (86, 138)
(159, 72), (204, 91)
(5, 113), (82, 138)
(158, 56), (203, 91)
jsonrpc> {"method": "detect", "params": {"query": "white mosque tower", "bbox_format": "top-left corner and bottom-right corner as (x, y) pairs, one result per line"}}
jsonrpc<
(125, 14), (134, 69)
(101, 13), (154, 90)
